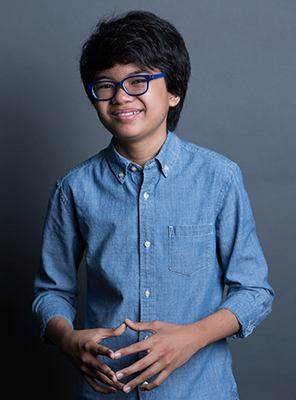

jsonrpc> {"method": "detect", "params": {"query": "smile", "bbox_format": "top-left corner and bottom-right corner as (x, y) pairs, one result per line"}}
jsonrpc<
(113, 110), (141, 117)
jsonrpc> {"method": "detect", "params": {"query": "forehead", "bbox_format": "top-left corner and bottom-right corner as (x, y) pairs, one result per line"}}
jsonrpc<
(94, 63), (160, 81)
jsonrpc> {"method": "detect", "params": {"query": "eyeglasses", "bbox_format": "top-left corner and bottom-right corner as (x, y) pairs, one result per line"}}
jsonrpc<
(87, 73), (166, 101)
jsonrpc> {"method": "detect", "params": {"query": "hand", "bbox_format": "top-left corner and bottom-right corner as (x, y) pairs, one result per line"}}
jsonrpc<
(47, 318), (127, 394)
(114, 319), (203, 393)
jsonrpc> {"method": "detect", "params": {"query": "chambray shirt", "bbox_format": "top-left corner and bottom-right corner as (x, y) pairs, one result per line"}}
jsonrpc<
(33, 132), (274, 400)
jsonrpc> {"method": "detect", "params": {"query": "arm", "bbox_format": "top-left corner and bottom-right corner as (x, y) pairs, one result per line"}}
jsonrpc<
(215, 165), (274, 337)
(114, 310), (240, 393)
(46, 317), (126, 394)
(33, 183), (126, 394)
(32, 182), (85, 342)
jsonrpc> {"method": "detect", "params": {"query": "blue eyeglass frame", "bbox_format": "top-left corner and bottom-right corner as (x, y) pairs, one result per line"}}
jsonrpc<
(87, 73), (166, 101)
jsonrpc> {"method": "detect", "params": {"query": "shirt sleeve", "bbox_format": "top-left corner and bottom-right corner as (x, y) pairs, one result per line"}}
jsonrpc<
(32, 181), (86, 343)
(216, 164), (274, 338)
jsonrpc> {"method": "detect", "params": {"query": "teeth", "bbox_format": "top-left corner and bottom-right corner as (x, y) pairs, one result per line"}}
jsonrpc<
(117, 111), (140, 116)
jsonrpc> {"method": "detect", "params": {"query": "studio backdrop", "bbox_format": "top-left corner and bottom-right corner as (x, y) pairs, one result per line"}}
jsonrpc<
(1, 1), (295, 399)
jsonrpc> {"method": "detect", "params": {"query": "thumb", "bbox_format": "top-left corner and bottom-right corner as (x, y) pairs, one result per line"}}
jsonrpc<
(103, 321), (127, 339)
(124, 318), (156, 333)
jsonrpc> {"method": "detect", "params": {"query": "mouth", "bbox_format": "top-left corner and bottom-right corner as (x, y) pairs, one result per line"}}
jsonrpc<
(112, 109), (142, 118)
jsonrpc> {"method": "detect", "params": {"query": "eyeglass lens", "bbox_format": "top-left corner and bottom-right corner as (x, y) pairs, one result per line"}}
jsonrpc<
(93, 76), (148, 100)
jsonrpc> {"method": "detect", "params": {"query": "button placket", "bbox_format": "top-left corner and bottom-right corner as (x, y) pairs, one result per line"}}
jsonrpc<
(139, 169), (156, 325)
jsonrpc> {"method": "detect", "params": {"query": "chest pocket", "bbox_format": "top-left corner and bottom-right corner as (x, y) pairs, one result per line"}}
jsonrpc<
(168, 224), (213, 276)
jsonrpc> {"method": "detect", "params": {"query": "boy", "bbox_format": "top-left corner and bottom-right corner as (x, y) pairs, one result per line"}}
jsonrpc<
(33, 11), (274, 400)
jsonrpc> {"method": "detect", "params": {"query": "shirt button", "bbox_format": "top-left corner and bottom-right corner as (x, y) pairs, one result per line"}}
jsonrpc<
(164, 165), (169, 172)
(144, 241), (150, 248)
(145, 289), (151, 297)
(131, 166), (137, 172)
(143, 192), (149, 200)
(144, 335), (149, 340)
(118, 171), (125, 178)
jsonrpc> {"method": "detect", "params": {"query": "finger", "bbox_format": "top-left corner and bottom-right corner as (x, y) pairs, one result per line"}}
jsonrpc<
(114, 339), (149, 359)
(121, 361), (166, 394)
(81, 364), (123, 390)
(81, 337), (114, 360)
(95, 359), (117, 382)
(124, 319), (156, 333)
(140, 370), (170, 391)
(116, 353), (154, 380)
(93, 370), (124, 389)
(85, 342), (112, 359)
(79, 349), (117, 382)
(82, 374), (118, 394)
(96, 344), (115, 359)
(101, 322), (127, 339)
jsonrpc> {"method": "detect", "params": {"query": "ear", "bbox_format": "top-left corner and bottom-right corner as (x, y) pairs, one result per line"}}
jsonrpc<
(169, 94), (180, 108)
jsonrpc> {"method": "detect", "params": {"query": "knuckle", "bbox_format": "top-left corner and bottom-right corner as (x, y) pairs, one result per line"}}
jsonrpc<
(80, 364), (87, 372)
(83, 341), (92, 352)
(164, 353), (174, 366)
(151, 335), (161, 346)
(158, 348), (166, 358)
(80, 354), (88, 364)
(163, 357), (171, 367)
(151, 320), (158, 329)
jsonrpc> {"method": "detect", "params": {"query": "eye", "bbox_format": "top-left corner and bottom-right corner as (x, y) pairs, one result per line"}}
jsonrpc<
(95, 82), (114, 90)
(130, 77), (147, 85)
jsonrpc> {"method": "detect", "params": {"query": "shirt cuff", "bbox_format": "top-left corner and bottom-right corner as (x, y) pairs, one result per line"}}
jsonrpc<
(35, 299), (76, 344)
(218, 291), (258, 338)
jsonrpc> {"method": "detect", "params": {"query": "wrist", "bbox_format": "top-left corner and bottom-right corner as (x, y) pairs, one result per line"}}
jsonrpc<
(46, 317), (74, 350)
(192, 309), (240, 349)
(186, 321), (209, 352)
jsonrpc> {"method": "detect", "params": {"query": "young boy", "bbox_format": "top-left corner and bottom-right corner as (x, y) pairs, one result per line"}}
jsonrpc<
(33, 11), (274, 400)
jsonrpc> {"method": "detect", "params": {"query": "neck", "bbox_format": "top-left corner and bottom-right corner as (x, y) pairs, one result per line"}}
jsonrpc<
(113, 132), (167, 167)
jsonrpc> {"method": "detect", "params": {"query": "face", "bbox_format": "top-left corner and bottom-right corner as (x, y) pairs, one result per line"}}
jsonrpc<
(93, 63), (180, 151)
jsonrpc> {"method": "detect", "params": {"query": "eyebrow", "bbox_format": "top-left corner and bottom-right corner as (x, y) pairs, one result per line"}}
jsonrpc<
(94, 68), (152, 82)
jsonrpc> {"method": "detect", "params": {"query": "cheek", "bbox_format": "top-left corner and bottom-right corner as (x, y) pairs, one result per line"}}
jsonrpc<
(95, 109), (112, 131)
(95, 105), (107, 121)
(147, 91), (171, 113)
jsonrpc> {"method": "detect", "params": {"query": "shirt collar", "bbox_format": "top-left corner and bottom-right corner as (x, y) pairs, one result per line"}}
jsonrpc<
(106, 131), (181, 184)
(155, 131), (181, 178)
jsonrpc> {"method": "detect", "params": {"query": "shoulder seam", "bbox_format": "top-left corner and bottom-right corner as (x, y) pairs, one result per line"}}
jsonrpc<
(57, 152), (102, 186)
(54, 151), (104, 215)
(180, 140), (237, 170)
(215, 163), (240, 217)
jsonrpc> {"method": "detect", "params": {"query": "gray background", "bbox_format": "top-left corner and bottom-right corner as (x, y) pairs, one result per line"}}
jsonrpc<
(1, 1), (295, 399)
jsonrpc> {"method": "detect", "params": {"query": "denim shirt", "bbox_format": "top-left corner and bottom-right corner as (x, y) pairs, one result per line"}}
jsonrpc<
(33, 131), (274, 400)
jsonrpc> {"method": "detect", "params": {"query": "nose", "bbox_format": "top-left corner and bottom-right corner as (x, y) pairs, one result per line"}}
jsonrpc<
(111, 85), (134, 104)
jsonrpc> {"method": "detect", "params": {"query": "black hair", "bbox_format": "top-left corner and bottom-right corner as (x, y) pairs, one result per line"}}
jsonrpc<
(80, 10), (191, 131)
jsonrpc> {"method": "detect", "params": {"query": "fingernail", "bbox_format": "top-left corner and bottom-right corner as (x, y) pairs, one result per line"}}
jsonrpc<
(123, 386), (131, 393)
(114, 352), (121, 359)
(116, 372), (124, 379)
(140, 381), (149, 391)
